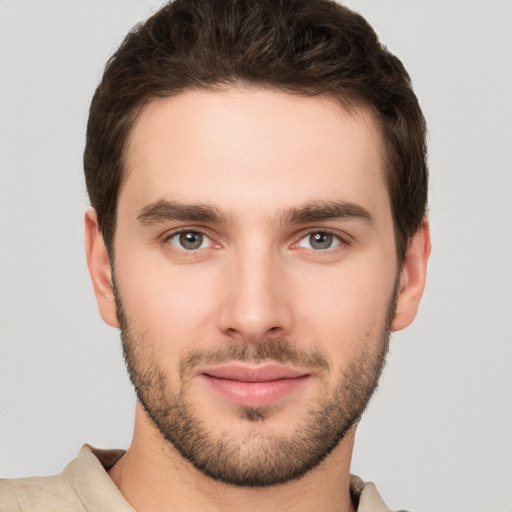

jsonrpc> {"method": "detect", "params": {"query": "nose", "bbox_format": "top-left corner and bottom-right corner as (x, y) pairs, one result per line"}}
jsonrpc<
(217, 246), (294, 344)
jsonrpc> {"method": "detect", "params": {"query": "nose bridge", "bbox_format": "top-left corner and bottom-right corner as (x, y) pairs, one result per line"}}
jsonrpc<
(218, 238), (292, 342)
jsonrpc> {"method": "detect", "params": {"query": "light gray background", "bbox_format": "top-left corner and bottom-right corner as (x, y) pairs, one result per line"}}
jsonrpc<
(1, 1), (511, 511)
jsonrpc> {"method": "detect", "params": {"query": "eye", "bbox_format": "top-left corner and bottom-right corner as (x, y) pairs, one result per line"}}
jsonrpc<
(297, 231), (341, 250)
(167, 230), (211, 250)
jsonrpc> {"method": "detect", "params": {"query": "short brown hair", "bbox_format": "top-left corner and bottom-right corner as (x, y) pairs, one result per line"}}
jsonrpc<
(84, 0), (427, 261)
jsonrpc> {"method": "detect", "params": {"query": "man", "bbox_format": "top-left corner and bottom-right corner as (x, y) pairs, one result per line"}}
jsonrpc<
(0, 0), (430, 510)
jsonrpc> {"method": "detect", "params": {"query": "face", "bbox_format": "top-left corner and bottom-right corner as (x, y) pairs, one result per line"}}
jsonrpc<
(94, 87), (411, 486)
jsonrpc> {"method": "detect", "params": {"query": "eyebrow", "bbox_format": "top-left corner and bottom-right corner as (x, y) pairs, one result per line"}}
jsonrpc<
(136, 199), (373, 226)
(137, 200), (228, 225)
(280, 200), (373, 225)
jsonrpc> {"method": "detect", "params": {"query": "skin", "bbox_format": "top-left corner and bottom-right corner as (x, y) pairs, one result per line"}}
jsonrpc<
(85, 87), (430, 512)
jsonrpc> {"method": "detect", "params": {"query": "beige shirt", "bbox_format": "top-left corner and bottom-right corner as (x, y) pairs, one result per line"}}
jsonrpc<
(0, 445), (397, 512)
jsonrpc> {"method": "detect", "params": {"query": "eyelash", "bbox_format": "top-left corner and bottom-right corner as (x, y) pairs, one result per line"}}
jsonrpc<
(163, 227), (348, 254)
(164, 228), (216, 252)
(294, 229), (345, 251)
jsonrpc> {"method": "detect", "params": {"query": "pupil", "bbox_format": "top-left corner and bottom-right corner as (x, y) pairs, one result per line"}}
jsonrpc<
(180, 231), (202, 250)
(311, 232), (332, 250)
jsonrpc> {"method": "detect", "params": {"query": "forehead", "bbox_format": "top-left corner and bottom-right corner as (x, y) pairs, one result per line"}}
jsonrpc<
(120, 87), (389, 222)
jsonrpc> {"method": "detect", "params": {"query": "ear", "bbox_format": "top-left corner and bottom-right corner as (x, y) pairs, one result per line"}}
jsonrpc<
(84, 207), (119, 328)
(391, 217), (431, 332)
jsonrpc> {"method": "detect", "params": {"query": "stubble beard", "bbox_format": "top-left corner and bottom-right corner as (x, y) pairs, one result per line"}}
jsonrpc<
(114, 284), (396, 488)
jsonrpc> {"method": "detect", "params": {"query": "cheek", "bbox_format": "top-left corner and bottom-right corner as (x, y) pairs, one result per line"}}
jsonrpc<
(293, 260), (396, 352)
(115, 253), (221, 351)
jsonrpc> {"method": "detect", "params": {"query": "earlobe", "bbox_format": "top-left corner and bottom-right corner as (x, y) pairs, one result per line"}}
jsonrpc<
(84, 207), (120, 328)
(391, 218), (431, 332)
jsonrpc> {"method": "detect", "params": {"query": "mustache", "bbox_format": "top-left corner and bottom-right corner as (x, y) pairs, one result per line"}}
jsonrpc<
(180, 338), (330, 376)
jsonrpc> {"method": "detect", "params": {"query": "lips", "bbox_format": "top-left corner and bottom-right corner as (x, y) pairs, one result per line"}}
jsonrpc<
(198, 364), (310, 407)
(203, 364), (307, 382)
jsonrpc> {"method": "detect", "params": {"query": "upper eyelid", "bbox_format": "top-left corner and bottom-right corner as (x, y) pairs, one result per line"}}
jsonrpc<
(163, 226), (346, 238)
(163, 226), (213, 239)
(295, 228), (350, 243)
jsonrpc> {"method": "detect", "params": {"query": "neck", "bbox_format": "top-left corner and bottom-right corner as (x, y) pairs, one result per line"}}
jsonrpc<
(109, 406), (357, 512)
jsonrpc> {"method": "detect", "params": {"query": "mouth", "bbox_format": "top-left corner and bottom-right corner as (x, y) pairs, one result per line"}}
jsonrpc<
(197, 364), (311, 407)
